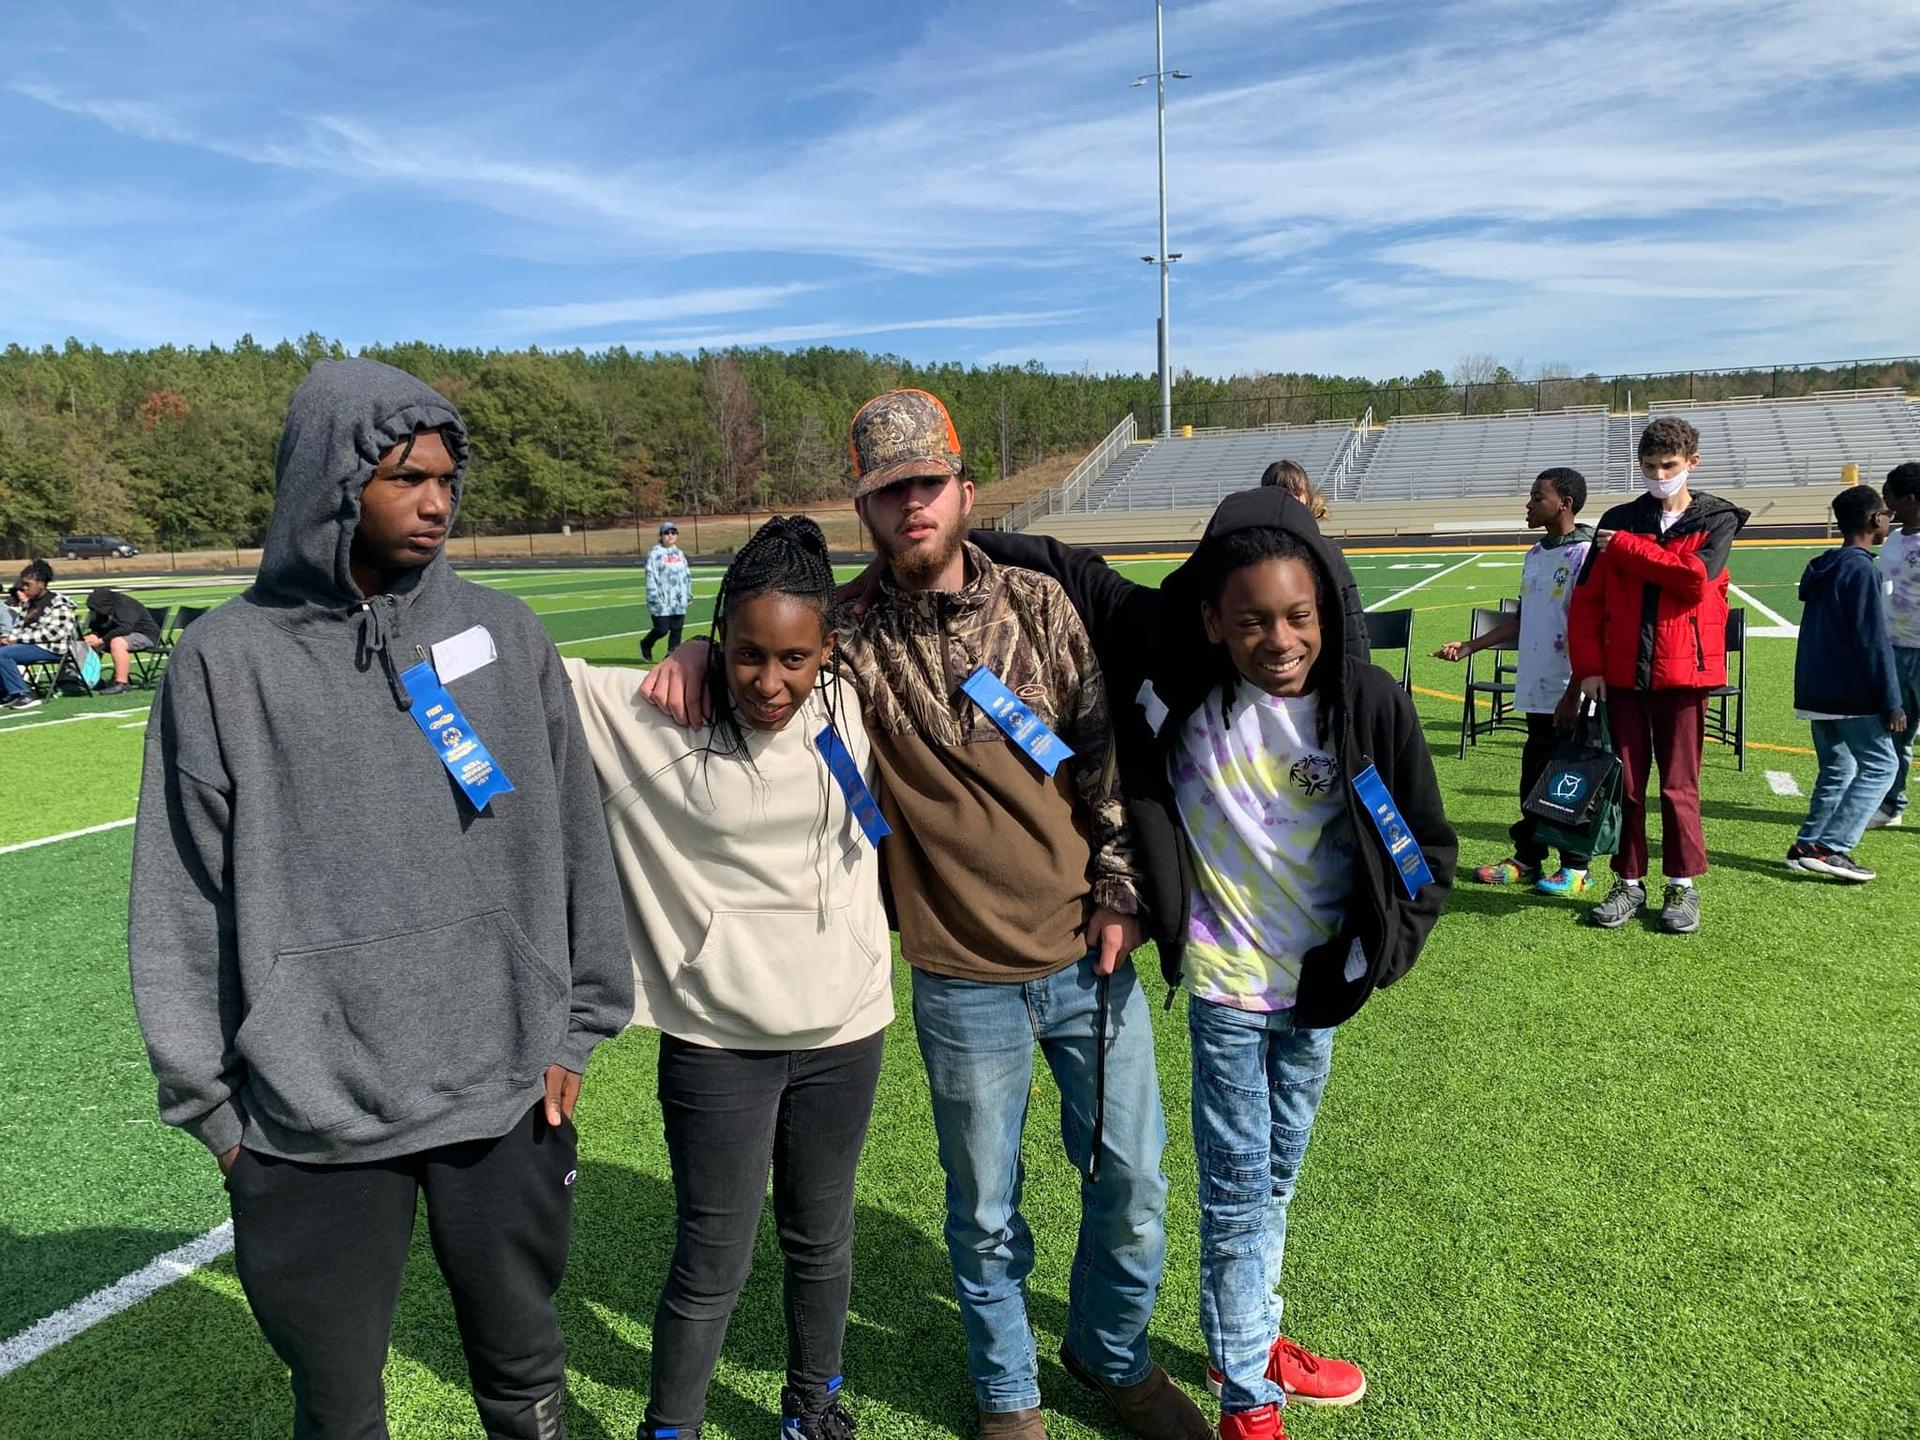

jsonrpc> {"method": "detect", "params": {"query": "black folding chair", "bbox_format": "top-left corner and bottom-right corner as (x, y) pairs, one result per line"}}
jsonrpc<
(1363, 608), (1414, 694)
(1457, 605), (1526, 758)
(128, 605), (175, 688)
(1704, 608), (1747, 770)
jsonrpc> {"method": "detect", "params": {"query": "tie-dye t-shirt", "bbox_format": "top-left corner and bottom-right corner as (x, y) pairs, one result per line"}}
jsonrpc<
(1170, 682), (1354, 1011)
(1879, 528), (1920, 648)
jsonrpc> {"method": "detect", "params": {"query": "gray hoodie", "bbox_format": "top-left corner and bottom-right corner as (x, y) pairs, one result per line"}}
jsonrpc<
(129, 358), (633, 1164)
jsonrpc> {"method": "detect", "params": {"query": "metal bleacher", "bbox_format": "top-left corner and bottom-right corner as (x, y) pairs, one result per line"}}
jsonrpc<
(1346, 405), (1615, 502)
(1639, 389), (1920, 490)
(1004, 388), (1920, 543)
(1075, 420), (1361, 513)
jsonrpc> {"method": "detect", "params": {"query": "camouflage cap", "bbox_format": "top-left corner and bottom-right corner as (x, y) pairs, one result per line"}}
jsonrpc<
(849, 388), (963, 499)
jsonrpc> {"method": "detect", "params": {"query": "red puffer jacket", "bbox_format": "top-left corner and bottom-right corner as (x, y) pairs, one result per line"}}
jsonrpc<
(1568, 491), (1749, 691)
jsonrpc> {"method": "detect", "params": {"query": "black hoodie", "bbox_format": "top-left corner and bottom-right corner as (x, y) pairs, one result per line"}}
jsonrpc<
(974, 489), (1456, 1026)
(130, 359), (633, 1163)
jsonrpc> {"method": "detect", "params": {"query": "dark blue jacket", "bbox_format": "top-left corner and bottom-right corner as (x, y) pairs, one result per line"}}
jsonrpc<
(1794, 545), (1901, 717)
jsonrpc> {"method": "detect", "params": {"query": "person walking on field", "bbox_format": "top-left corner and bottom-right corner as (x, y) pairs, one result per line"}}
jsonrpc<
(1785, 484), (1906, 882)
(130, 358), (633, 1440)
(643, 389), (1209, 1440)
(1567, 416), (1748, 935)
(642, 521), (693, 660)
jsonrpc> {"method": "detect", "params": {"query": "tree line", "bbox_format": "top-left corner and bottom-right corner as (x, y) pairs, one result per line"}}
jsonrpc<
(2, 334), (1911, 549)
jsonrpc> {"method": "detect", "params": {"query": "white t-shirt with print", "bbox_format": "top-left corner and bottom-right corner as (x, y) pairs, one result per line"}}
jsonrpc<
(1514, 532), (1593, 714)
(1169, 682), (1355, 1012)
(1879, 528), (1920, 648)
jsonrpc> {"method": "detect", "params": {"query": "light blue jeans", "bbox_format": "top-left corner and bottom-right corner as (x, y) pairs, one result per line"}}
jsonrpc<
(1799, 716), (1899, 853)
(910, 954), (1169, 1413)
(1188, 996), (1335, 1415)
(1881, 647), (1920, 816)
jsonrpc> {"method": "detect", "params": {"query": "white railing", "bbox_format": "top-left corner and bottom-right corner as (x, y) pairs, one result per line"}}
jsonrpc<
(1323, 408), (1371, 498)
(998, 412), (1138, 530)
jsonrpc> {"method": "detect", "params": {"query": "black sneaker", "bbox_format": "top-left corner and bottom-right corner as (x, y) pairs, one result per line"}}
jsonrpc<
(1819, 851), (1876, 883)
(97, 681), (131, 695)
(1785, 840), (1828, 873)
(1586, 878), (1646, 929)
(2, 694), (41, 711)
(1658, 883), (1701, 933)
(782, 1380), (856, 1440)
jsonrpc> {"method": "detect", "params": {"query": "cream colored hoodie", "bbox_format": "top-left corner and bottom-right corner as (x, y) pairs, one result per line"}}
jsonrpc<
(563, 660), (893, 1049)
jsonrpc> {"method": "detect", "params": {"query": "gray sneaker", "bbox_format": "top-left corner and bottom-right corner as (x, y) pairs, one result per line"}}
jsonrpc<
(1658, 883), (1701, 933)
(1587, 878), (1646, 929)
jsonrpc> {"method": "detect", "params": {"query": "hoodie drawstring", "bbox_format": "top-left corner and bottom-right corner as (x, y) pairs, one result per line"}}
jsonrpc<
(359, 600), (413, 710)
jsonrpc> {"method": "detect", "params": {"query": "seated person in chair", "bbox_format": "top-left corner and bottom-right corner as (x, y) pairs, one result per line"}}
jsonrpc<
(84, 587), (163, 695)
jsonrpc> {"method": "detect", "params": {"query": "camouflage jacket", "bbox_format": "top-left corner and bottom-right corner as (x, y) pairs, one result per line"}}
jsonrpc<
(839, 545), (1141, 948)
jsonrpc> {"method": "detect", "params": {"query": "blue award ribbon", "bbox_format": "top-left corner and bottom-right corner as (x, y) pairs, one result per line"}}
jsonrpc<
(1351, 763), (1433, 899)
(400, 660), (516, 813)
(959, 665), (1075, 777)
(815, 724), (891, 847)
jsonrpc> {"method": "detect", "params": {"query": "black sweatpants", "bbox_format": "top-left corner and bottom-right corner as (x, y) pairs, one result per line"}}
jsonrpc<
(646, 1030), (886, 1434)
(640, 613), (685, 658)
(1510, 710), (1590, 869)
(227, 1102), (576, 1440)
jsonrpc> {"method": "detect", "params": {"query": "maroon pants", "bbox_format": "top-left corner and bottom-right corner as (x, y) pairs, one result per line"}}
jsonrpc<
(1609, 687), (1709, 880)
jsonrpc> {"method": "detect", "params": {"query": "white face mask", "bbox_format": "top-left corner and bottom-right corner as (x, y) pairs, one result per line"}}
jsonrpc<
(1644, 467), (1691, 499)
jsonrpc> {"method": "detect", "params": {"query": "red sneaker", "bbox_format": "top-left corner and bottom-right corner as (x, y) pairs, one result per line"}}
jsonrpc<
(1206, 1336), (1367, 1408)
(1218, 1403), (1285, 1440)
(1271, 1337), (1366, 1406)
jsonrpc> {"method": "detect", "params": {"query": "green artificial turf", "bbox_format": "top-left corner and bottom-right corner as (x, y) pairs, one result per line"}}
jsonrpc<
(3, 549), (1916, 1438)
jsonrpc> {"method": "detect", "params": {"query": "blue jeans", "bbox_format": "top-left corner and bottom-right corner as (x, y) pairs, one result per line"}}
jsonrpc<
(910, 954), (1169, 1413)
(1799, 716), (1899, 852)
(1188, 996), (1335, 1415)
(1882, 647), (1920, 816)
(0, 643), (59, 698)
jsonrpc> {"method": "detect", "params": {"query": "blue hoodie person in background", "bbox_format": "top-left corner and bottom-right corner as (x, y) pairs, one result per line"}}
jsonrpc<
(1785, 483), (1907, 883)
(130, 358), (634, 1440)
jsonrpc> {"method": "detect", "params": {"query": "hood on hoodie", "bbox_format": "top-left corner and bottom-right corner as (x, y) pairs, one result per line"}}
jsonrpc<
(1161, 488), (1371, 706)
(1800, 543), (1875, 602)
(256, 358), (469, 609)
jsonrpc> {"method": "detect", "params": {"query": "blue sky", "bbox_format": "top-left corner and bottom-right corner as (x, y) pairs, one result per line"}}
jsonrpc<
(3, 0), (1917, 380)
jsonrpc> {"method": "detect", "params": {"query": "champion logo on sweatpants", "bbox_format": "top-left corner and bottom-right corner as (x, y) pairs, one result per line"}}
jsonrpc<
(563, 1169), (577, 1187)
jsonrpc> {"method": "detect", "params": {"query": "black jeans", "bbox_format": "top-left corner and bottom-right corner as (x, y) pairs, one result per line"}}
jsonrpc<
(1511, 710), (1590, 869)
(646, 1030), (886, 1434)
(227, 1102), (576, 1440)
(641, 613), (685, 657)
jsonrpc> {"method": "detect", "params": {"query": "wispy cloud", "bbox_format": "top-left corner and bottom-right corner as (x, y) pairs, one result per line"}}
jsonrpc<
(493, 283), (825, 334)
(5, 0), (1920, 370)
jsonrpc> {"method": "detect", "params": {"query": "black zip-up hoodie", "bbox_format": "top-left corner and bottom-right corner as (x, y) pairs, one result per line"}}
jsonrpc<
(974, 489), (1456, 1026)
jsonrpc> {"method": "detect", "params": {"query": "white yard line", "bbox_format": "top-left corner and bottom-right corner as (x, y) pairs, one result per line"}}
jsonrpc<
(0, 1223), (234, 1377)
(0, 706), (151, 735)
(1367, 553), (1485, 611)
(0, 818), (136, 855)
(1729, 583), (1799, 638)
(1765, 771), (1802, 797)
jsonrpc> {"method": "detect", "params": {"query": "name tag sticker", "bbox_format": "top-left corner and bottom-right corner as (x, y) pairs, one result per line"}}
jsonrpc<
(961, 665), (1075, 777)
(1135, 678), (1170, 738)
(431, 625), (497, 685)
(815, 725), (891, 847)
(1351, 764), (1433, 899)
(401, 660), (515, 812)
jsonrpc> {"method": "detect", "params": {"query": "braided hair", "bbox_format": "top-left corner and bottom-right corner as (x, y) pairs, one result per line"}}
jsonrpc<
(702, 515), (845, 762)
(1186, 525), (1338, 738)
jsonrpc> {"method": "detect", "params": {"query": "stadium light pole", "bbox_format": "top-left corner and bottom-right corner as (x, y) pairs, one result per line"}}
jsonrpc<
(1134, 2), (1190, 438)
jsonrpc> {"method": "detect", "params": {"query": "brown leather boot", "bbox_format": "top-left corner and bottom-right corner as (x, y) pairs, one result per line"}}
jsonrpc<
(1058, 1346), (1211, 1440)
(977, 1405), (1048, 1439)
